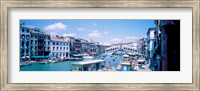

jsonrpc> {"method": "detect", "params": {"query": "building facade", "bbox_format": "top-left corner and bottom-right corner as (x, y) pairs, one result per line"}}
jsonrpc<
(20, 24), (31, 61)
(64, 36), (75, 55)
(150, 20), (180, 71)
(147, 27), (156, 70)
(50, 36), (70, 59)
(159, 20), (180, 71)
(30, 28), (51, 61)
(137, 38), (148, 57)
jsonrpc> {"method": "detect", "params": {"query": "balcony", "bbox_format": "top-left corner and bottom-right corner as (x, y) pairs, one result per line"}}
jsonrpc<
(38, 38), (44, 41)
(36, 49), (45, 52)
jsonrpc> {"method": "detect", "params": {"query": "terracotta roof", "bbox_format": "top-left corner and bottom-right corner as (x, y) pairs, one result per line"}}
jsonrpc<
(51, 37), (68, 42)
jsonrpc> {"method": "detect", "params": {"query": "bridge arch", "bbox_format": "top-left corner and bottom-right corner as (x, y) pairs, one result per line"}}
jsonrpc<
(105, 44), (138, 54)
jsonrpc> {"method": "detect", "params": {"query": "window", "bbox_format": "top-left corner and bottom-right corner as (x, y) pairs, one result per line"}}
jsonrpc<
(66, 47), (68, 50)
(26, 49), (28, 53)
(26, 42), (29, 46)
(22, 41), (24, 46)
(57, 43), (59, 45)
(57, 47), (58, 50)
(22, 29), (24, 32)
(21, 49), (24, 53)
(35, 41), (38, 44)
(26, 35), (29, 39)
(53, 42), (55, 45)
(64, 47), (65, 50)
(48, 47), (50, 50)
(26, 29), (29, 33)
(53, 47), (55, 50)
(60, 47), (62, 50)
(22, 35), (25, 39)
(48, 36), (50, 40)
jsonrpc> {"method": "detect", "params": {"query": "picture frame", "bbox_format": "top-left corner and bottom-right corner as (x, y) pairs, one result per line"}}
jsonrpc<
(0, 0), (199, 90)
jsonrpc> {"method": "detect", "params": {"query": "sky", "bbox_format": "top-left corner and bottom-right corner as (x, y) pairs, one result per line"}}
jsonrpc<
(20, 20), (155, 45)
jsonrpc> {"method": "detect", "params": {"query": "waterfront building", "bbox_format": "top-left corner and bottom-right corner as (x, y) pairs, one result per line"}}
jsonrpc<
(50, 36), (70, 59)
(97, 44), (107, 54)
(74, 38), (82, 54)
(137, 38), (148, 58)
(157, 20), (180, 71)
(89, 42), (99, 56)
(147, 27), (156, 70)
(78, 38), (91, 53)
(64, 36), (75, 54)
(30, 28), (51, 61)
(20, 24), (31, 61)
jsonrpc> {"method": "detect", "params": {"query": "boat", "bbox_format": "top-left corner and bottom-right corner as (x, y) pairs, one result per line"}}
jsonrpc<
(113, 56), (117, 61)
(20, 61), (33, 67)
(83, 54), (94, 59)
(38, 61), (48, 64)
(49, 60), (58, 63)
(123, 54), (130, 61)
(123, 54), (130, 58)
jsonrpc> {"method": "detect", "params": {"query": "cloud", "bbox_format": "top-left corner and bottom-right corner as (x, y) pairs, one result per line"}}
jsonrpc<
(125, 36), (141, 40)
(44, 22), (67, 31)
(110, 38), (122, 43)
(77, 28), (86, 31)
(50, 32), (58, 37)
(62, 33), (76, 37)
(123, 36), (143, 43)
(100, 42), (111, 46)
(88, 30), (101, 37)
(103, 31), (109, 35)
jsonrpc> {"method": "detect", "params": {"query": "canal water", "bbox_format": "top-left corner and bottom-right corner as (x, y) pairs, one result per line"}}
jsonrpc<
(20, 55), (124, 71)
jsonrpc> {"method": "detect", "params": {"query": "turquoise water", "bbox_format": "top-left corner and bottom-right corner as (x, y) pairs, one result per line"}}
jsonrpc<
(20, 55), (124, 71)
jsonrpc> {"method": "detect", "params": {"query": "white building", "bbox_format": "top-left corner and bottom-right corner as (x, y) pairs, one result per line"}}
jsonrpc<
(147, 28), (156, 60)
(147, 27), (156, 70)
(50, 36), (70, 59)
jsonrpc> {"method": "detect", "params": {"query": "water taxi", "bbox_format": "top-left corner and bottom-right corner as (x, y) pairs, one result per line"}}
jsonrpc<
(72, 59), (106, 71)
(83, 53), (94, 59)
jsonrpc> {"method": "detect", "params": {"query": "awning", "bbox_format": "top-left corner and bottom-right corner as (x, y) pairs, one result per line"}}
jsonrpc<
(72, 54), (84, 57)
(31, 56), (50, 59)
(26, 56), (30, 58)
(120, 62), (133, 66)
(138, 59), (146, 62)
(20, 57), (26, 59)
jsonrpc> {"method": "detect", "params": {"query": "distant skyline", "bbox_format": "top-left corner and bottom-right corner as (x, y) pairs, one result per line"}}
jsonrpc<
(20, 20), (155, 45)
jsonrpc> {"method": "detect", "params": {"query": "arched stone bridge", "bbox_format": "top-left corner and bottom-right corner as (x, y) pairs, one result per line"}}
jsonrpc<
(105, 42), (138, 54)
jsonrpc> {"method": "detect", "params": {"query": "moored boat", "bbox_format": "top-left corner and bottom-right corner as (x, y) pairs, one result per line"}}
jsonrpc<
(83, 53), (93, 59)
